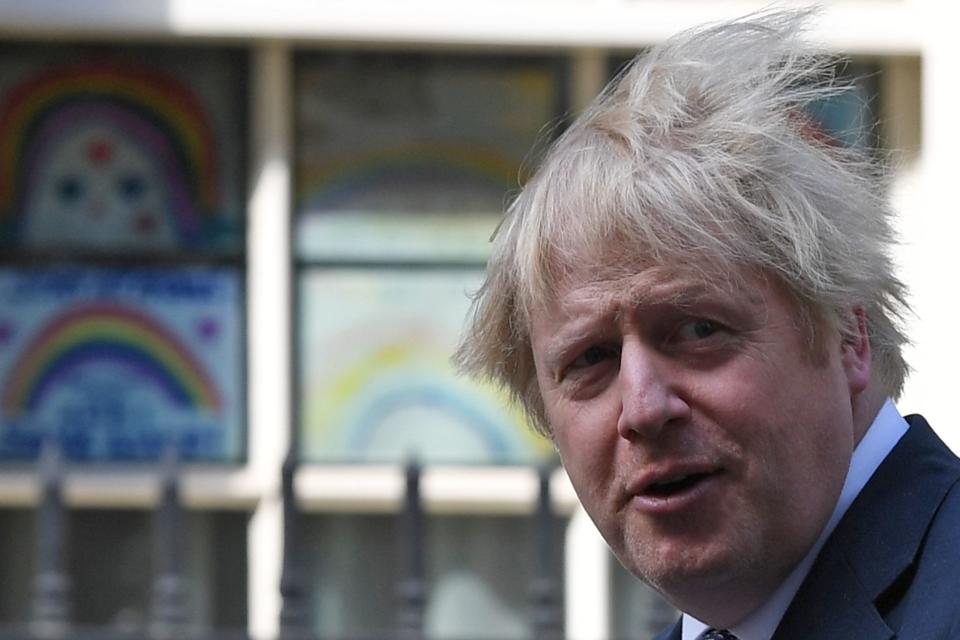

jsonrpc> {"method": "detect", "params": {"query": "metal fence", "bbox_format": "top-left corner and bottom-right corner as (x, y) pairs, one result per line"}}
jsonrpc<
(0, 442), (572, 640)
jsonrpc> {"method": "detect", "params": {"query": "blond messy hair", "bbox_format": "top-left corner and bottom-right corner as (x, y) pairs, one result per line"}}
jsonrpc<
(455, 9), (910, 435)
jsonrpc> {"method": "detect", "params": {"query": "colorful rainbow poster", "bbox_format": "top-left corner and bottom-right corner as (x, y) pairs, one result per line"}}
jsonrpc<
(0, 267), (243, 461)
(294, 55), (563, 262)
(0, 46), (245, 253)
(299, 269), (553, 464)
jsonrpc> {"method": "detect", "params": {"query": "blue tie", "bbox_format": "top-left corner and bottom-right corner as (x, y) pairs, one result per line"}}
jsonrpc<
(701, 630), (739, 640)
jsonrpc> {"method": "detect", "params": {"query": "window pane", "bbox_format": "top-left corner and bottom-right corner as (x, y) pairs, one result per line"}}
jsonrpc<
(305, 513), (565, 639)
(294, 53), (565, 262)
(425, 515), (558, 639)
(68, 509), (245, 631)
(305, 514), (398, 636)
(0, 267), (244, 461)
(0, 509), (32, 624)
(299, 269), (551, 464)
(0, 45), (246, 255)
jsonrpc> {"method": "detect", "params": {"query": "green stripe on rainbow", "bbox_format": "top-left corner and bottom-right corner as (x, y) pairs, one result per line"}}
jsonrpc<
(0, 62), (217, 214)
(2, 303), (221, 415)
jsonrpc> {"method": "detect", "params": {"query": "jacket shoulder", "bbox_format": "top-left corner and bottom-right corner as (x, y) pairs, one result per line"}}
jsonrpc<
(888, 469), (960, 635)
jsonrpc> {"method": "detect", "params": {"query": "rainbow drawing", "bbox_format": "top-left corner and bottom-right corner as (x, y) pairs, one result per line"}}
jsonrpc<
(2, 303), (221, 415)
(343, 382), (518, 458)
(0, 62), (219, 240)
(304, 340), (551, 463)
(298, 142), (522, 211)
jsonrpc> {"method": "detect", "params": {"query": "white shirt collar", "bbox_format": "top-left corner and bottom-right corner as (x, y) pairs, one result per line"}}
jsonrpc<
(681, 399), (909, 640)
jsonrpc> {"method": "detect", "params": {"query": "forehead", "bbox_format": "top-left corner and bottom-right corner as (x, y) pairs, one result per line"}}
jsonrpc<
(537, 260), (760, 320)
(530, 264), (762, 353)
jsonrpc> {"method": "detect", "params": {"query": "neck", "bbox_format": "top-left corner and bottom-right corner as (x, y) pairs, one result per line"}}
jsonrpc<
(852, 379), (887, 446)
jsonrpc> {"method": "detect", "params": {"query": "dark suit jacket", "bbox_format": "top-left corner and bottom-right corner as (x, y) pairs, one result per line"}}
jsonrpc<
(653, 415), (960, 639)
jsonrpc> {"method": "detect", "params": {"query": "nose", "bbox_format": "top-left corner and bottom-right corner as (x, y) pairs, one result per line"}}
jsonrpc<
(616, 340), (691, 440)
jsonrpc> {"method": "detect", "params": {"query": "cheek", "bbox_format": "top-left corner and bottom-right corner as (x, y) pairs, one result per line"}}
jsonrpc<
(546, 384), (616, 447)
(738, 374), (854, 524)
(549, 397), (622, 501)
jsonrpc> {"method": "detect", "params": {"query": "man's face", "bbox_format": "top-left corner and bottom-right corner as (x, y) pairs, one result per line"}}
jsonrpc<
(530, 263), (869, 622)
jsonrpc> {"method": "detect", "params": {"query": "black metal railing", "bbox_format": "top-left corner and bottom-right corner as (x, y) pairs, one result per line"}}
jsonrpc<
(1, 442), (672, 640)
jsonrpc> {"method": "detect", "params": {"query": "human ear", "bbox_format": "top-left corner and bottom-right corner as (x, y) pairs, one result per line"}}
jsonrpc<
(840, 307), (872, 395)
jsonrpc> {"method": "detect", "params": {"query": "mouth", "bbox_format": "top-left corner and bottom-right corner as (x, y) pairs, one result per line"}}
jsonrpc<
(643, 472), (713, 498)
(626, 465), (725, 513)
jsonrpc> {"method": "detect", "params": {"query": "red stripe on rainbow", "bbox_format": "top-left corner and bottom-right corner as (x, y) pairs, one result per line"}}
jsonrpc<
(2, 303), (221, 415)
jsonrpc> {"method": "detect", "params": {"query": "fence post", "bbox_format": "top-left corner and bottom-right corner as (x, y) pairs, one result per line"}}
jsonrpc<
(531, 463), (562, 640)
(396, 459), (425, 640)
(279, 454), (312, 639)
(30, 437), (71, 639)
(149, 442), (189, 640)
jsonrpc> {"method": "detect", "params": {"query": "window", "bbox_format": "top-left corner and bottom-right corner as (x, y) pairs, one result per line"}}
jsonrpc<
(294, 51), (566, 465)
(0, 45), (248, 462)
(293, 50), (569, 640)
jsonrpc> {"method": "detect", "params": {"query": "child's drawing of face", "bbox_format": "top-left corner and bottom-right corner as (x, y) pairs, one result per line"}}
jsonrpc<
(22, 124), (176, 250)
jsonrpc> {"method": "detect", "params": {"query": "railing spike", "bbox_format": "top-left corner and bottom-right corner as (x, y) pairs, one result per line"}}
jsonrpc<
(396, 458), (425, 640)
(30, 436), (71, 640)
(149, 440), (189, 640)
(279, 453), (312, 639)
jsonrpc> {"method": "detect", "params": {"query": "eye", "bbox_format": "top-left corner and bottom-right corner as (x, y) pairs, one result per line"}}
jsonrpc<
(570, 345), (617, 369)
(673, 319), (722, 342)
(55, 175), (85, 205)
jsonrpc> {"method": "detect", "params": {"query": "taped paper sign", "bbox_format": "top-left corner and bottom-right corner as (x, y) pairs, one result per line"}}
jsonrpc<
(0, 52), (244, 252)
(0, 268), (243, 461)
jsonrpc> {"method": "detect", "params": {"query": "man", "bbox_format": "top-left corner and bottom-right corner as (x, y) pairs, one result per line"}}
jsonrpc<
(455, 9), (960, 640)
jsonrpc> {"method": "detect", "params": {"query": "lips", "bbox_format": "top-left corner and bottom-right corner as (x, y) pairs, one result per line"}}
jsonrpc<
(625, 463), (724, 512)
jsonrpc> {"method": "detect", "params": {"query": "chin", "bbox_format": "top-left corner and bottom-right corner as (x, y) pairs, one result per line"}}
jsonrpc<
(618, 529), (763, 601)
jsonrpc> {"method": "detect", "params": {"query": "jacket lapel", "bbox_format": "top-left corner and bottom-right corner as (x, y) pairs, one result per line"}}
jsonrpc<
(774, 416), (960, 639)
(773, 540), (893, 640)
